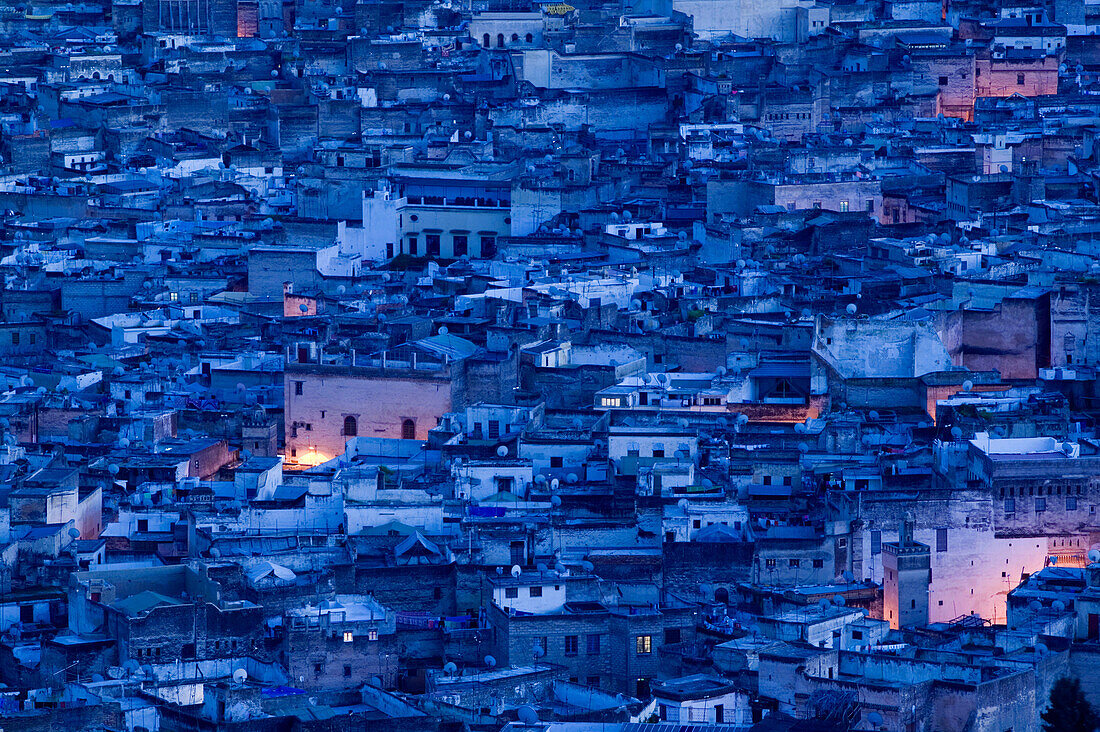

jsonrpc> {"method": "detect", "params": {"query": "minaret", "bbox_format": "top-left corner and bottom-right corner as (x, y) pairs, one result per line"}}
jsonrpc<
(882, 513), (931, 629)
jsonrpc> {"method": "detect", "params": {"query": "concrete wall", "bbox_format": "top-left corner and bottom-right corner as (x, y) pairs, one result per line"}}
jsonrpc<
(284, 365), (461, 465)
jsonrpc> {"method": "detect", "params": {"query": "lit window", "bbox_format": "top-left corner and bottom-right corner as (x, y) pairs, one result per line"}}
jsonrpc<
(636, 635), (652, 654)
(343, 631), (354, 643)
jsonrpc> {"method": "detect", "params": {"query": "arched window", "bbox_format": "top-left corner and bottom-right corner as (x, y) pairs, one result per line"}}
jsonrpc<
(343, 415), (357, 437)
(496, 33), (505, 48)
(483, 33), (491, 47)
(402, 419), (416, 440)
(525, 33), (533, 43)
(510, 33), (519, 42)
(715, 587), (729, 604)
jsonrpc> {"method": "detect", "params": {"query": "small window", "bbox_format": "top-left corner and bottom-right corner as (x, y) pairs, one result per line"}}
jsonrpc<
(294, 381), (303, 396)
(766, 558), (776, 568)
(636, 635), (652, 654)
(586, 633), (600, 654)
(1017, 73), (1026, 85)
(343, 665), (352, 677)
(343, 415), (358, 437)
(564, 635), (578, 655)
(936, 528), (947, 552)
(1005, 498), (1015, 514)
(550, 456), (563, 468)
(1068, 496), (1078, 511)
(938, 76), (948, 86)
(529, 586), (543, 597)
(789, 558), (800, 568)
(852, 630), (863, 640)
(343, 631), (353, 643)
(813, 559), (824, 568)
(839, 200), (850, 213)
(505, 587), (518, 598)
(10, 332), (18, 345)
(652, 449), (665, 458)
(1036, 497), (1047, 512)
(402, 419), (416, 440)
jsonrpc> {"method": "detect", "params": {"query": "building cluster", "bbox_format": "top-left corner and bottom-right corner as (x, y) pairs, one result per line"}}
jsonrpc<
(4, 0), (1100, 731)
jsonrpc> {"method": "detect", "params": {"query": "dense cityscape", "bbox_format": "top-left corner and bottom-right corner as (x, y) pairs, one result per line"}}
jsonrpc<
(1, 0), (1099, 730)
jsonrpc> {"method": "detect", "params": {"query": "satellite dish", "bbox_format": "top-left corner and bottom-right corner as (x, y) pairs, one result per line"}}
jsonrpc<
(496, 445), (508, 458)
(68, 527), (81, 539)
(484, 655), (496, 668)
(233, 668), (248, 683)
(833, 595), (845, 606)
(868, 711), (884, 727)
(443, 662), (458, 675)
(496, 566), (504, 575)
(1029, 600), (1042, 612)
(510, 564), (522, 577)
(518, 705), (539, 724)
(1088, 549), (1100, 563)
(1053, 600), (1066, 612)
(550, 495), (561, 506)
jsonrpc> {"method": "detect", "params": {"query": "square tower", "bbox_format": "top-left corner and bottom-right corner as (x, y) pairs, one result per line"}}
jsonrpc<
(882, 518), (931, 629)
